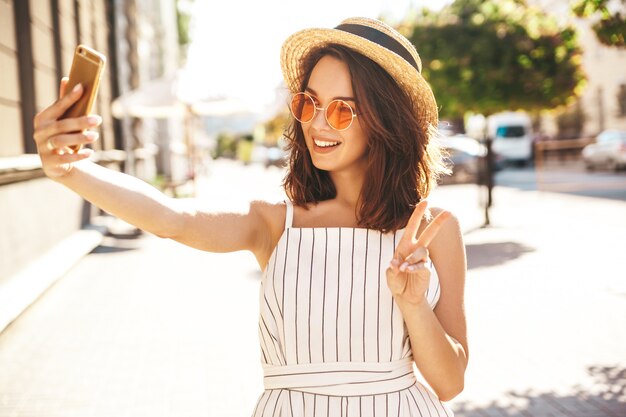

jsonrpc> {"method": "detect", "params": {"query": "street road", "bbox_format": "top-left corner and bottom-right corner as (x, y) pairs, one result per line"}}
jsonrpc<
(496, 160), (626, 201)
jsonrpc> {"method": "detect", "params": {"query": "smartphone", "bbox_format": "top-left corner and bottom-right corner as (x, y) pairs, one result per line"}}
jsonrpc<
(60, 45), (106, 152)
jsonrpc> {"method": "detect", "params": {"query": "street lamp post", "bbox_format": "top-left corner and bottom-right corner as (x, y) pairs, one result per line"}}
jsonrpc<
(471, 113), (494, 227)
(484, 135), (494, 227)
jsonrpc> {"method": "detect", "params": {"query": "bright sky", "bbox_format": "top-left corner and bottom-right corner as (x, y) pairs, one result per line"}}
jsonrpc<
(180, 0), (451, 114)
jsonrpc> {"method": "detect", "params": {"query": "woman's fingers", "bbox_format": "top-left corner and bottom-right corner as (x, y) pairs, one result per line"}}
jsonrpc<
(394, 202), (450, 265)
(59, 77), (69, 99)
(34, 115), (102, 146)
(386, 259), (429, 299)
(34, 83), (83, 128)
(403, 261), (429, 273)
(399, 247), (428, 272)
(388, 205), (448, 303)
(46, 146), (94, 164)
(31, 78), (101, 179)
(416, 210), (451, 247)
(386, 266), (407, 295)
(400, 200), (428, 245)
(46, 131), (99, 153)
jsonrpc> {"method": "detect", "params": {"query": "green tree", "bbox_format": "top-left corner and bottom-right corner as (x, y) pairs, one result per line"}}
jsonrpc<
(572, 0), (626, 47)
(406, 0), (586, 119)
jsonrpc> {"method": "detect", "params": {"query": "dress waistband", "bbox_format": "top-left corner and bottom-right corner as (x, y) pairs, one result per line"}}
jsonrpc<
(262, 358), (416, 396)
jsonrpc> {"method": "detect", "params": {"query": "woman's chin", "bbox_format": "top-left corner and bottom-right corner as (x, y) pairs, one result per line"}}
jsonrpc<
(311, 160), (333, 172)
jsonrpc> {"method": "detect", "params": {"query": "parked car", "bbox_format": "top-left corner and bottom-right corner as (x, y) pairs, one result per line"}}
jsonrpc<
(439, 135), (486, 184)
(582, 130), (626, 171)
(487, 112), (534, 166)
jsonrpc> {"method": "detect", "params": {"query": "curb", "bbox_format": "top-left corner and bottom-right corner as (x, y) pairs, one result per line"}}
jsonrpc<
(0, 224), (106, 333)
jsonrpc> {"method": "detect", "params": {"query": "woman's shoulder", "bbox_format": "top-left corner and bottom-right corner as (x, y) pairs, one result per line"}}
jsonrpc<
(250, 199), (289, 231)
(426, 205), (448, 220)
(250, 200), (292, 266)
(422, 204), (456, 220)
(421, 205), (462, 245)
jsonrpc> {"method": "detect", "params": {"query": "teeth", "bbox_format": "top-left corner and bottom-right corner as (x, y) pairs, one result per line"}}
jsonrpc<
(314, 139), (340, 147)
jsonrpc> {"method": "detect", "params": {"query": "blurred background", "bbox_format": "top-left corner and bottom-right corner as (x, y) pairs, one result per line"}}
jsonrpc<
(0, 0), (625, 416)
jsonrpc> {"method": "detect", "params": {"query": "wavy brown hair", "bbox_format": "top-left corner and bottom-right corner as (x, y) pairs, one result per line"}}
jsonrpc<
(282, 44), (449, 232)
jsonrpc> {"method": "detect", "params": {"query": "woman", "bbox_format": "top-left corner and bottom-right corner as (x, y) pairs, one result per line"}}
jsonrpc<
(34, 17), (467, 417)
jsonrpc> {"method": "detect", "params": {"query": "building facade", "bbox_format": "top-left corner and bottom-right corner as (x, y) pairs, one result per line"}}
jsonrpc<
(530, 0), (626, 137)
(576, 20), (626, 135)
(0, 0), (181, 331)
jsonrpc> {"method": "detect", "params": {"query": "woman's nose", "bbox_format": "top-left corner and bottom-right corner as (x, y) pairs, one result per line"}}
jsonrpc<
(310, 106), (330, 130)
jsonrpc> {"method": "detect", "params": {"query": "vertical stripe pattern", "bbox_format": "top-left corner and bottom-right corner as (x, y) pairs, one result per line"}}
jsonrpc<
(255, 207), (451, 416)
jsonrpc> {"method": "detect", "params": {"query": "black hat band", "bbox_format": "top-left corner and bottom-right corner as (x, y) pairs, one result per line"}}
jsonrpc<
(334, 23), (420, 73)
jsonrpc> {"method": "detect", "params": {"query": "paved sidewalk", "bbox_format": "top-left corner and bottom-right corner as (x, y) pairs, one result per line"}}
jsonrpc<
(0, 160), (624, 417)
(441, 186), (626, 417)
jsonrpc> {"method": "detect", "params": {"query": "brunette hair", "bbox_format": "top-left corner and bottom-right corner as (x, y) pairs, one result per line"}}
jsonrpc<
(282, 44), (449, 232)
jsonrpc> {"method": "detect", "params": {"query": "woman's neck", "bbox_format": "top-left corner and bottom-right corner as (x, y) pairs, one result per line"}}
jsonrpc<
(329, 167), (365, 210)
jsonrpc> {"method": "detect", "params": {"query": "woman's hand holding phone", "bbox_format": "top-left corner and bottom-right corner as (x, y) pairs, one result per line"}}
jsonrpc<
(33, 77), (102, 180)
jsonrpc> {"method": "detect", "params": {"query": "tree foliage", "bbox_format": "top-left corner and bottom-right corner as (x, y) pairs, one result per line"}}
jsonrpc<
(405, 0), (586, 118)
(572, 0), (626, 47)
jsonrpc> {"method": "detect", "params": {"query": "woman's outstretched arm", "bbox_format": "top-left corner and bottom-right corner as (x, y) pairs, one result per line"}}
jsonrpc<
(34, 78), (277, 266)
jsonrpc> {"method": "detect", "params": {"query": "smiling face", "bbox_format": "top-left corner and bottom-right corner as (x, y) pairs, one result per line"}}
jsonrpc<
(301, 55), (369, 175)
(284, 44), (446, 231)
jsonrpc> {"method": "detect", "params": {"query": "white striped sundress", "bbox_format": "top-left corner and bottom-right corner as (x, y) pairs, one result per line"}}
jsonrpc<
(253, 200), (453, 417)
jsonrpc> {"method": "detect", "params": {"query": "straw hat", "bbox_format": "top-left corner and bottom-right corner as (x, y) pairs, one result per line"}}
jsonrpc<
(280, 17), (438, 128)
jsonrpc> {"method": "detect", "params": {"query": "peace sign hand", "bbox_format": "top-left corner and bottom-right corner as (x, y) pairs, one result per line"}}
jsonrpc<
(386, 200), (451, 306)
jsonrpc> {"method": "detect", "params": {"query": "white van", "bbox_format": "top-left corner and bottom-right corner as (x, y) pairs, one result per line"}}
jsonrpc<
(487, 112), (533, 165)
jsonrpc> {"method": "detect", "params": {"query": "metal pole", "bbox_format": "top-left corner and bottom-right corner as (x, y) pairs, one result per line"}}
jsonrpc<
(484, 136), (493, 227)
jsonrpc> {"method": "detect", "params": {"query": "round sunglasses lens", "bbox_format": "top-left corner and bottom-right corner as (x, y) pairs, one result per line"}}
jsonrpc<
(327, 100), (354, 130)
(291, 94), (315, 123)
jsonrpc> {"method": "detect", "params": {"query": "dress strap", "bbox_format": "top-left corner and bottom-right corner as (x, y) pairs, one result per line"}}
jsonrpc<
(284, 200), (294, 229)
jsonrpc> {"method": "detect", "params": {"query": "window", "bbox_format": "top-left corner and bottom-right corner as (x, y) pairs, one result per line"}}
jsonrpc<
(496, 126), (526, 138)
